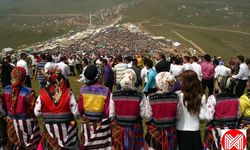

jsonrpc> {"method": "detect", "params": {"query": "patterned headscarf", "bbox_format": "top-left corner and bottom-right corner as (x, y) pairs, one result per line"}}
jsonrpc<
(45, 69), (68, 104)
(156, 72), (176, 92)
(10, 66), (27, 111)
(120, 69), (137, 90)
(11, 66), (26, 88)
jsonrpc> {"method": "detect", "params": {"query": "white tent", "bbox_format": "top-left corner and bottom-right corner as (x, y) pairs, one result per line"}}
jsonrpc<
(2, 47), (14, 53)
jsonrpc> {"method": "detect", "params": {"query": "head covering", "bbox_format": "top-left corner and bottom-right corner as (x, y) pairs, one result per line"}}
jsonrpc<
(10, 66), (27, 111)
(155, 72), (176, 92)
(217, 76), (236, 93)
(84, 65), (104, 85)
(46, 69), (66, 86)
(46, 69), (68, 104)
(120, 69), (137, 90)
(11, 66), (26, 88)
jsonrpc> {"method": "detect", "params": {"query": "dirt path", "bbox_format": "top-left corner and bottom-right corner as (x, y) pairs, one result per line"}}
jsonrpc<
(172, 30), (206, 55)
(165, 22), (250, 36)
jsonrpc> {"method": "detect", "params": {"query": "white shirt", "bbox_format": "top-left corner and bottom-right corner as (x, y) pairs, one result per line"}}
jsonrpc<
(176, 91), (206, 131)
(232, 62), (249, 80)
(78, 66), (87, 83)
(68, 58), (75, 66)
(183, 63), (193, 71)
(141, 66), (148, 83)
(170, 64), (183, 77)
(214, 65), (231, 78)
(191, 62), (202, 81)
(57, 62), (71, 78)
(44, 62), (57, 73)
(17, 59), (29, 75)
(52, 54), (61, 63)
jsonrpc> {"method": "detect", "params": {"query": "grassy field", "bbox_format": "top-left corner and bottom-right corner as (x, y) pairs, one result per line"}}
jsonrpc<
(0, 0), (133, 50)
(122, 0), (250, 60)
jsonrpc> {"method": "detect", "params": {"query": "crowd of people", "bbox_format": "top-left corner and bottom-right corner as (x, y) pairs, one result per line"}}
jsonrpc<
(0, 50), (250, 150)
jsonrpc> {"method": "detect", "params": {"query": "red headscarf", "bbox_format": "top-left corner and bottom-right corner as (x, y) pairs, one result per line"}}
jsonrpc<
(10, 66), (26, 111)
(11, 66), (26, 88)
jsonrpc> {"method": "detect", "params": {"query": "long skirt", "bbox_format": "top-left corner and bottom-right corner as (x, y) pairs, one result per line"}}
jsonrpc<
(145, 123), (177, 150)
(80, 118), (111, 150)
(39, 121), (79, 150)
(111, 121), (144, 150)
(203, 124), (235, 150)
(6, 118), (40, 150)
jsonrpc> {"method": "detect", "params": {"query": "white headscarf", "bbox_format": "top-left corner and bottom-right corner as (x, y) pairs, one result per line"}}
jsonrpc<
(120, 69), (137, 90)
(156, 72), (176, 92)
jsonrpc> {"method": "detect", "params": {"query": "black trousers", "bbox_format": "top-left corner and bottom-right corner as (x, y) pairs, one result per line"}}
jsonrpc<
(177, 130), (203, 150)
(25, 75), (32, 88)
(69, 65), (75, 76)
(202, 78), (214, 96)
(235, 79), (247, 98)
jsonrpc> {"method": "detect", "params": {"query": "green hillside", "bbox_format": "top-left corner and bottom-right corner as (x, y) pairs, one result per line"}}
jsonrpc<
(122, 0), (250, 59)
(0, 0), (133, 50)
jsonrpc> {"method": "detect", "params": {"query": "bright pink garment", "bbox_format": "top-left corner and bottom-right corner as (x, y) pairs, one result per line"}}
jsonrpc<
(201, 61), (215, 79)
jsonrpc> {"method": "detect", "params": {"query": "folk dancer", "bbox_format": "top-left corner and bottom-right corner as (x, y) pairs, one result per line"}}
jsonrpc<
(203, 77), (239, 150)
(2, 66), (40, 149)
(34, 69), (80, 149)
(144, 72), (178, 150)
(78, 65), (112, 149)
(110, 69), (144, 150)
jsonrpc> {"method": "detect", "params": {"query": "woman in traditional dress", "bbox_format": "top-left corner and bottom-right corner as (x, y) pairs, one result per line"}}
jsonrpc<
(2, 66), (40, 149)
(34, 69), (80, 149)
(203, 77), (239, 150)
(144, 72), (178, 150)
(110, 69), (144, 150)
(239, 84), (250, 149)
(78, 64), (112, 149)
(176, 70), (206, 150)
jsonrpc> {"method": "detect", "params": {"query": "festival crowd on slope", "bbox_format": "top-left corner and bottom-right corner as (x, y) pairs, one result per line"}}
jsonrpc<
(0, 51), (250, 150)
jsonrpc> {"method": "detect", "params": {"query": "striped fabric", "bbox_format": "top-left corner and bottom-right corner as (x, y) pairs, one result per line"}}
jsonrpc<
(80, 118), (111, 150)
(8, 118), (40, 150)
(43, 122), (78, 149)
(112, 121), (144, 150)
(145, 123), (177, 150)
(203, 124), (235, 150)
(36, 61), (47, 82)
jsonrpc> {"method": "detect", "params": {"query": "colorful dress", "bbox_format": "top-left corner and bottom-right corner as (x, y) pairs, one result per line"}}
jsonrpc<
(78, 84), (112, 149)
(2, 85), (40, 149)
(34, 88), (80, 150)
(239, 94), (250, 149)
(203, 93), (239, 150)
(144, 92), (178, 150)
(111, 90), (144, 150)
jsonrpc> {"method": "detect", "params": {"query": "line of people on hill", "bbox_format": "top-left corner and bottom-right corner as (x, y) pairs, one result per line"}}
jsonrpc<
(0, 51), (250, 150)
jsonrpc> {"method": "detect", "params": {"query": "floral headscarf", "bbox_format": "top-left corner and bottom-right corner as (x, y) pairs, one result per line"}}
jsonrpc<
(155, 72), (176, 93)
(120, 69), (137, 90)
